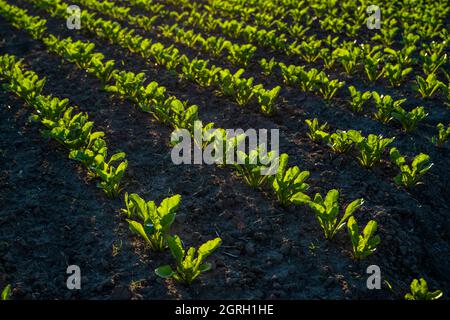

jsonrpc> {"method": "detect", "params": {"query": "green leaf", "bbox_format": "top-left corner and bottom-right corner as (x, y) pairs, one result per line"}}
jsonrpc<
(126, 219), (151, 244)
(167, 235), (185, 265)
(198, 237), (222, 259)
(199, 263), (212, 273)
(154, 265), (175, 278)
(1, 284), (11, 300)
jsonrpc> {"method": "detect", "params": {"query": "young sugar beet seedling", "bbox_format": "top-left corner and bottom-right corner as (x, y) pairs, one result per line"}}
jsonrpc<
(414, 74), (444, 98)
(227, 44), (257, 67)
(315, 72), (345, 100)
(269, 153), (311, 207)
(383, 63), (413, 87)
(392, 106), (428, 132)
(255, 86), (281, 116)
(305, 118), (329, 143)
(432, 123), (450, 147)
(347, 216), (380, 260)
(218, 69), (258, 106)
(29, 95), (70, 124)
(308, 189), (364, 240)
(348, 86), (372, 113)
(405, 278), (443, 300)
(352, 134), (395, 168)
(6, 67), (45, 106)
(326, 130), (361, 154)
(234, 145), (279, 188)
(123, 193), (181, 251)
(155, 235), (222, 285)
(93, 153), (128, 198)
(389, 148), (433, 189)
(372, 92), (406, 124)
(106, 71), (147, 103)
(259, 58), (277, 76)
(69, 136), (111, 175)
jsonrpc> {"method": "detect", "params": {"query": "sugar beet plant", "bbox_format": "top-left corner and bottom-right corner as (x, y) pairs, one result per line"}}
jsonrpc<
(389, 148), (433, 189)
(405, 278), (443, 300)
(352, 134), (395, 168)
(432, 123), (450, 147)
(308, 189), (364, 240)
(123, 193), (181, 251)
(155, 236), (222, 285)
(270, 154), (311, 207)
(347, 216), (380, 260)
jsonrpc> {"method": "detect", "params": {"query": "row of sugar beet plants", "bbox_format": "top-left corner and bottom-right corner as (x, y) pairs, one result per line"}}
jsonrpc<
(0, 54), (127, 198)
(156, 0), (449, 90)
(29, 0), (281, 116)
(305, 118), (434, 189)
(0, 2), (221, 287)
(74, 0), (259, 69)
(5, 0), (382, 262)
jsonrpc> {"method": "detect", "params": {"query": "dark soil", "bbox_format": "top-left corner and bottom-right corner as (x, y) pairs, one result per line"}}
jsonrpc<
(0, 0), (449, 300)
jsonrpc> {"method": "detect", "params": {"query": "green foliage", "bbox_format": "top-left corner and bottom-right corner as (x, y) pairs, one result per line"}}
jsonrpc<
(414, 74), (444, 98)
(227, 44), (257, 67)
(234, 145), (278, 188)
(326, 130), (361, 154)
(259, 58), (277, 76)
(420, 51), (447, 76)
(218, 69), (257, 106)
(334, 47), (360, 75)
(94, 153), (128, 198)
(1, 284), (11, 300)
(7, 67), (45, 106)
(88, 58), (118, 85)
(124, 194), (181, 251)
(383, 63), (412, 87)
(405, 278), (443, 300)
(348, 86), (372, 112)
(201, 36), (230, 57)
(155, 235), (221, 285)
(181, 59), (221, 88)
(315, 72), (345, 100)
(30, 95), (69, 123)
(390, 148), (433, 188)
(353, 134), (394, 168)
(42, 108), (94, 150)
(432, 123), (450, 147)
(305, 118), (329, 143)
(270, 153), (310, 206)
(392, 106), (428, 132)
(347, 216), (380, 260)
(372, 92), (406, 124)
(308, 189), (364, 240)
(106, 71), (147, 103)
(363, 51), (384, 82)
(255, 86), (281, 116)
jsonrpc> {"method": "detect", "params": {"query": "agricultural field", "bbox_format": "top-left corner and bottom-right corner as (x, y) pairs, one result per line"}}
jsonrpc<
(0, 0), (449, 302)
